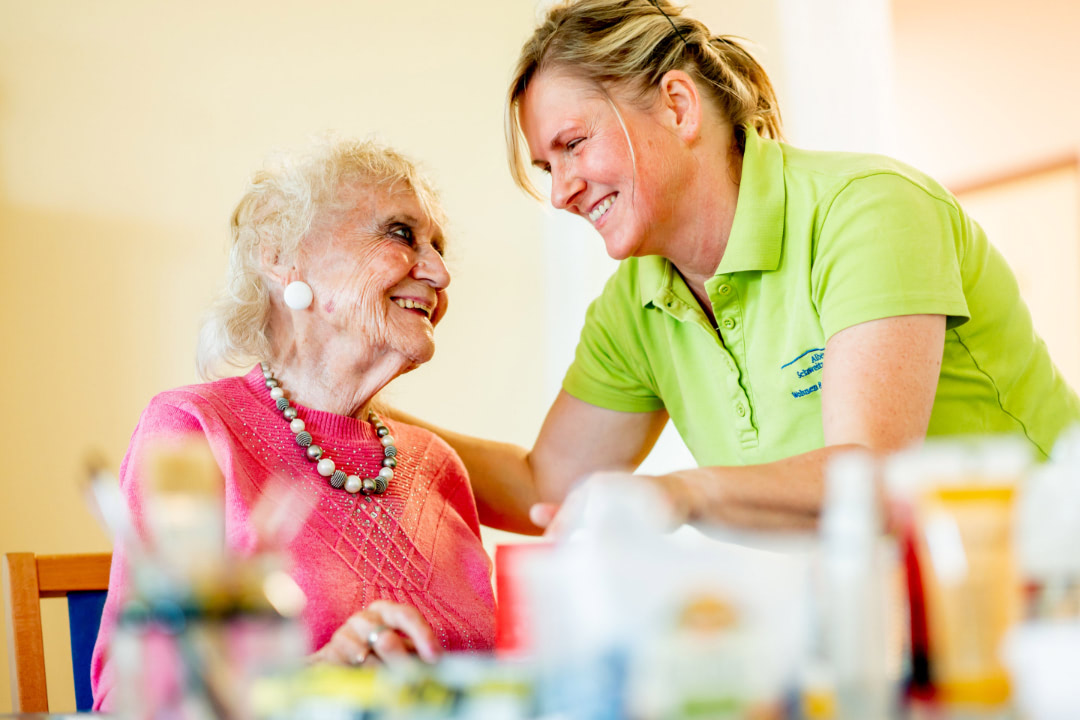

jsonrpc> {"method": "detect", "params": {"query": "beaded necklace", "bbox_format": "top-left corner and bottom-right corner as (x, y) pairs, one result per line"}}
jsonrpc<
(260, 362), (397, 495)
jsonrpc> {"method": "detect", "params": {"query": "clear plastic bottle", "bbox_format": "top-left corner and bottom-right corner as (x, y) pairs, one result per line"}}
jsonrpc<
(821, 451), (892, 720)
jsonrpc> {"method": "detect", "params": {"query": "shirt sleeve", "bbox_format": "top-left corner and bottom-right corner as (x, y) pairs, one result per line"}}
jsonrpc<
(811, 172), (971, 341)
(561, 269), (665, 413)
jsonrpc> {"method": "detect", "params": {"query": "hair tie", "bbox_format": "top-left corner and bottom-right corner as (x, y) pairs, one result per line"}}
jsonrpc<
(646, 0), (689, 48)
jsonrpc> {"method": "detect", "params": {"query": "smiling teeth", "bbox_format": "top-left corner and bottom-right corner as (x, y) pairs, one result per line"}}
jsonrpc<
(588, 195), (616, 223)
(393, 298), (431, 316)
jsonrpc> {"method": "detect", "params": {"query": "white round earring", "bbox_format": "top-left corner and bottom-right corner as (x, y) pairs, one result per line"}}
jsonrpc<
(283, 281), (313, 310)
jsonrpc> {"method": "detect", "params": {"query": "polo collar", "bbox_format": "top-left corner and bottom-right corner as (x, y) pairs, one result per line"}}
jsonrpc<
(715, 126), (786, 275)
(637, 126), (787, 307)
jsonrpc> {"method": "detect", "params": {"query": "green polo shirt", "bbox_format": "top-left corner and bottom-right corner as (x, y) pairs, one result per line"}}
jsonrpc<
(563, 128), (1080, 464)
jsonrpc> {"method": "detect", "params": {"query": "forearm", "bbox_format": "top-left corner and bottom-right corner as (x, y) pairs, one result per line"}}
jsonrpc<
(385, 408), (543, 534)
(446, 429), (544, 535)
(664, 444), (864, 530)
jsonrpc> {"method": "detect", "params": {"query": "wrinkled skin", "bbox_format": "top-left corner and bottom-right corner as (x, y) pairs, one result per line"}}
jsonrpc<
(267, 180), (450, 418)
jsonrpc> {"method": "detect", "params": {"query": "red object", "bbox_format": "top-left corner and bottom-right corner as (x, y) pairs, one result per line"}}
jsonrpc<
(495, 542), (554, 657)
(899, 507), (936, 702)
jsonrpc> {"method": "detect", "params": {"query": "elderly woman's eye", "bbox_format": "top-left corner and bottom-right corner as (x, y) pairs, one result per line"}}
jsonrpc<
(566, 138), (585, 152)
(390, 224), (415, 243)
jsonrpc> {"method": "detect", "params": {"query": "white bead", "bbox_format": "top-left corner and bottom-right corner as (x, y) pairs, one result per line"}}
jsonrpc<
(270, 387), (285, 400)
(317, 458), (335, 477)
(290, 418), (305, 433)
(378, 467), (393, 480)
(380, 435), (395, 447)
(345, 475), (362, 493)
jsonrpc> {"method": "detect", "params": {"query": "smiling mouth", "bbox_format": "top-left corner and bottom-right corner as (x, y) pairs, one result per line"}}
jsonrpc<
(588, 193), (617, 224)
(391, 297), (433, 319)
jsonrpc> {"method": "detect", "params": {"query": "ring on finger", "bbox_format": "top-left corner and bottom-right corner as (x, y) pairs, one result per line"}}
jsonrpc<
(366, 624), (389, 651)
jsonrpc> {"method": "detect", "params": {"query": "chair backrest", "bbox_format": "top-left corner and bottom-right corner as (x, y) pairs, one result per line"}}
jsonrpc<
(3, 552), (112, 713)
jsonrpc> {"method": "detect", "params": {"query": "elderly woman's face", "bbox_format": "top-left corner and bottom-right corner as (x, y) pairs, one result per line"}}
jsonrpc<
(295, 181), (449, 366)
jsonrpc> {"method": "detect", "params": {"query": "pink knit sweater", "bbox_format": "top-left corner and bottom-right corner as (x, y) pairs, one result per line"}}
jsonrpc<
(91, 366), (495, 711)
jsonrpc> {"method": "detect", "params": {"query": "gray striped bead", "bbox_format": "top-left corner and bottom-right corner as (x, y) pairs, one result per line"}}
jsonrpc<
(295, 431), (312, 447)
(329, 470), (347, 489)
(384, 446), (397, 458)
(373, 476), (388, 494)
(276, 397), (290, 411)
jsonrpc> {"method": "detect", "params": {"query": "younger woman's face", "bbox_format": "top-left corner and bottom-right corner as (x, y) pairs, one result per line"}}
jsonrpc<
(519, 70), (684, 261)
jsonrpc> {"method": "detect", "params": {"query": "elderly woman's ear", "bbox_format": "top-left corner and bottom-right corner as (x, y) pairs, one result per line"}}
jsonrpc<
(260, 245), (315, 312)
(260, 242), (290, 284)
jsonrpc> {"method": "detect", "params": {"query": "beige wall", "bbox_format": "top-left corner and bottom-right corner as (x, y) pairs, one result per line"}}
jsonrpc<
(891, 0), (1080, 386)
(892, 0), (1080, 185)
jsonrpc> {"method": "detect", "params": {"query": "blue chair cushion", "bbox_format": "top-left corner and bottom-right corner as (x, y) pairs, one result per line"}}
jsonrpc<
(67, 590), (108, 712)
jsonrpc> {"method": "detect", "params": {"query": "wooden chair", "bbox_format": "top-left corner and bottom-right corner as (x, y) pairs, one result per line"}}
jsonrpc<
(3, 552), (112, 713)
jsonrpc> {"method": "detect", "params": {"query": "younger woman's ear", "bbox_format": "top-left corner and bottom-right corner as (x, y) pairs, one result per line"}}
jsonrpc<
(658, 69), (703, 142)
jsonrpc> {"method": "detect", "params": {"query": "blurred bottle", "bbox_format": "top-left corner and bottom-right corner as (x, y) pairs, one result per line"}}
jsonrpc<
(1003, 426), (1080, 720)
(887, 437), (1029, 715)
(820, 451), (892, 720)
(112, 436), (305, 720)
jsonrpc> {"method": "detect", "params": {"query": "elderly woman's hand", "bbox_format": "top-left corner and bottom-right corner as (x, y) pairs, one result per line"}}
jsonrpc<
(310, 600), (442, 666)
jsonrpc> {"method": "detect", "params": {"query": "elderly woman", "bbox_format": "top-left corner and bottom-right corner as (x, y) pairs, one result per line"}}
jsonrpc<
(90, 140), (495, 711)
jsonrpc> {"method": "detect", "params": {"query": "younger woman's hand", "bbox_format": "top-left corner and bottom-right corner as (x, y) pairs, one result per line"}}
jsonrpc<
(530, 471), (684, 538)
(310, 600), (441, 666)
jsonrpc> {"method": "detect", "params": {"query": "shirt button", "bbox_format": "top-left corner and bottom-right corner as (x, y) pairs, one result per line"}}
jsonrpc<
(722, 318), (736, 330)
(719, 284), (732, 295)
(736, 403), (746, 417)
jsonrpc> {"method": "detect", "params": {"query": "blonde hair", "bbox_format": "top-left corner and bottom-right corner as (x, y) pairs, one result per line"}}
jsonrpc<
(196, 138), (446, 380)
(506, 0), (782, 198)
